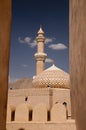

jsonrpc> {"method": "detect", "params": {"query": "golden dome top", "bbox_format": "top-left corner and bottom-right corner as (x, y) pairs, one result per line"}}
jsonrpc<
(32, 64), (70, 89)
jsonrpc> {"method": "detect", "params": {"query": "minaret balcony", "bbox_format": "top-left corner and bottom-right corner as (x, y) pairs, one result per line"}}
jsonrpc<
(36, 36), (45, 42)
(34, 53), (47, 61)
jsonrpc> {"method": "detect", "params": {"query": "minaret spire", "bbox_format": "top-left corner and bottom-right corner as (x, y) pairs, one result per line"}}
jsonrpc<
(40, 24), (42, 28)
(34, 26), (47, 75)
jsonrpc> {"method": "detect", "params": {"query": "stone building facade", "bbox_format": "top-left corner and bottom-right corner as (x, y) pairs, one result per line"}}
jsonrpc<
(6, 27), (76, 130)
(7, 88), (76, 130)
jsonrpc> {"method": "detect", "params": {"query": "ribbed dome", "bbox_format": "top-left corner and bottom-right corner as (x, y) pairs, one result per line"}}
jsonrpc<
(32, 65), (70, 89)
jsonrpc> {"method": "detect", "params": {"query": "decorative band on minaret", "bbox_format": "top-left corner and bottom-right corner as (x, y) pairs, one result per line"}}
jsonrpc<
(34, 27), (47, 75)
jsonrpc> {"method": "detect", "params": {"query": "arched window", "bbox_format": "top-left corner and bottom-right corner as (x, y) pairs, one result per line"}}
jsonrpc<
(47, 110), (50, 121)
(18, 128), (25, 130)
(25, 96), (28, 101)
(63, 102), (67, 107)
(29, 110), (33, 121)
(63, 102), (68, 119)
(11, 110), (15, 121)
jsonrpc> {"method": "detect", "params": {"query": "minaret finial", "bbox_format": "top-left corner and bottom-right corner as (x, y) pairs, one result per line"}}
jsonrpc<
(38, 25), (44, 34)
(40, 24), (42, 28)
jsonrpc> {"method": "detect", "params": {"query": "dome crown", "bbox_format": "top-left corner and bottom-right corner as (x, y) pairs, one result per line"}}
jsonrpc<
(45, 64), (60, 71)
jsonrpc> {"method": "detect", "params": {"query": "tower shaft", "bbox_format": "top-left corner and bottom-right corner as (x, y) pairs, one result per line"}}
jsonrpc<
(34, 27), (47, 75)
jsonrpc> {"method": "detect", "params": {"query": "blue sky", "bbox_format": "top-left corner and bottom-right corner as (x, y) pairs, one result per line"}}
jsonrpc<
(9, 0), (69, 82)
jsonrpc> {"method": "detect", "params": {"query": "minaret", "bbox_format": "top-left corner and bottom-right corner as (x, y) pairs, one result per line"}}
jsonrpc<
(34, 27), (47, 75)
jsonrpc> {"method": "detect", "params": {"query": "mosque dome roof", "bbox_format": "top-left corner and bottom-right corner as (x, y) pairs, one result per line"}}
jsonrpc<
(32, 64), (70, 89)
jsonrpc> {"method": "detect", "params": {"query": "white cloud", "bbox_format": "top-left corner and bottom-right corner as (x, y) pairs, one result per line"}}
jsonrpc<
(48, 43), (68, 50)
(18, 37), (25, 43)
(45, 38), (55, 44)
(18, 37), (36, 48)
(18, 37), (31, 44)
(21, 64), (28, 68)
(18, 36), (56, 48)
(24, 37), (31, 43)
(45, 58), (54, 64)
(30, 40), (37, 48)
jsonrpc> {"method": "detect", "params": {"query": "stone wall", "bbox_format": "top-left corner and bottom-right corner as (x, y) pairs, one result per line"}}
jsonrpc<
(7, 102), (68, 122)
(6, 121), (76, 130)
(6, 101), (76, 130)
(7, 88), (71, 116)
(0, 0), (11, 130)
(7, 88), (71, 124)
(69, 0), (86, 130)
